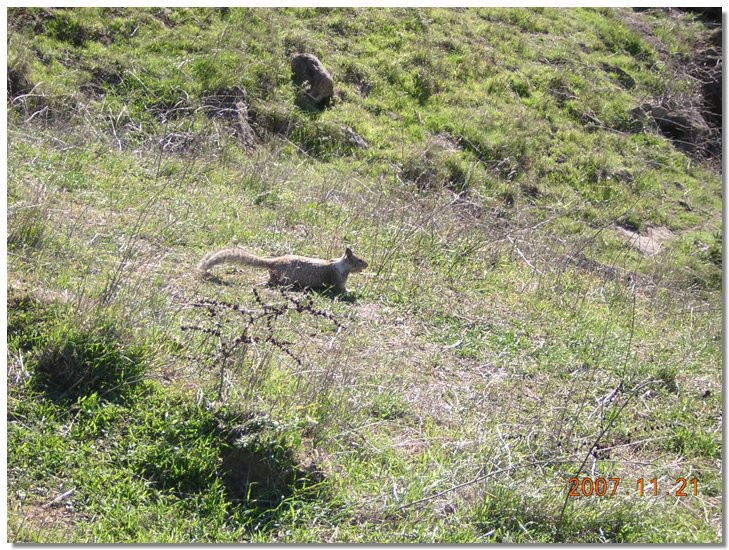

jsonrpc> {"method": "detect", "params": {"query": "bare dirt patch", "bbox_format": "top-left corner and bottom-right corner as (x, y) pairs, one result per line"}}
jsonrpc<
(9, 498), (79, 541)
(615, 225), (674, 256)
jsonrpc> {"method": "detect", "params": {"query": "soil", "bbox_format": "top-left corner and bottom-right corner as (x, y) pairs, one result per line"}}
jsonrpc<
(615, 225), (674, 256)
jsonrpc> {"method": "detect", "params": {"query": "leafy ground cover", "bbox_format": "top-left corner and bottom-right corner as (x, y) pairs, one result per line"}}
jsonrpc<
(7, 7), (722, 542)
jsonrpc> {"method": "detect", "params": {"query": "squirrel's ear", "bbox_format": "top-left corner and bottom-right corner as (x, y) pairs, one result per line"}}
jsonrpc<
(345, 247), (353, 257)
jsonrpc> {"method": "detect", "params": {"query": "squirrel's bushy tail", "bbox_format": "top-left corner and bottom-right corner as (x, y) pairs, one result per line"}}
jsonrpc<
(199, 248), (273, 273)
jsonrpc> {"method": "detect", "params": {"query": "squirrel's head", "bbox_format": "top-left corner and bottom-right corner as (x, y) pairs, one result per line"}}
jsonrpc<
(344, 247), (368, 272)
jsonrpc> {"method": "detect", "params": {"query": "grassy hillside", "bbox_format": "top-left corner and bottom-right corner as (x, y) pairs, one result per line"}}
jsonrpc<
(7, 7), (722, 543)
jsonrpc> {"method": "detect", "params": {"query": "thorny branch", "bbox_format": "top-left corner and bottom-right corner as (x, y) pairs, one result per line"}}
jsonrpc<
(178, 286), (342, 401)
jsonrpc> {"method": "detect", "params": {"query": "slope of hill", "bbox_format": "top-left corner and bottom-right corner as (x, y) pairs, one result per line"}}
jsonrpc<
(7, 7), (722, 542)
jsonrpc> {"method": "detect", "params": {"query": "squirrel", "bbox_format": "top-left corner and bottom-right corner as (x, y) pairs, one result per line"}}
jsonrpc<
(199, 247), (368, 292)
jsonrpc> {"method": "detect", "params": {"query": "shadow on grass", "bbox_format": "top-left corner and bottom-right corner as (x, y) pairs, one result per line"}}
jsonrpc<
(302, 286), (361, 303)
(216, 412), (325, 507)
(136, 405), (326, 526)
(202, 272), (361, 303)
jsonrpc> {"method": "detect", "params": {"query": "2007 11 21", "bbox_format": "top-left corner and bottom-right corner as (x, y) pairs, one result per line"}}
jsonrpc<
(568, 477), (698, 497)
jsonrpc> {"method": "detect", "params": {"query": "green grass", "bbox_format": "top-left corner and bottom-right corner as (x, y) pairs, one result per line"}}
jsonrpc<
(7, 7), (722, 543)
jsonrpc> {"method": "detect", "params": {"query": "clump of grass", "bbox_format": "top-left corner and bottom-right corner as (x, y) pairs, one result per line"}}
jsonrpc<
(411, 68), (439, 105)
(653, 365), (679, 393)
(400, 144), (449, 189)
(291, 118), (359, 159)
(33, 317), (149, 402)
(217, 411), (325, 505)
(399, 139), (472, 192)
(7, 186), (53, 251)
(7, 44), (35, 99)
(8, 286), (149, 402)
(7, 290), (64, 354)
(8, 376), (326, 542)
(45, 11), (93, 47)
(659, 231), (723, 291)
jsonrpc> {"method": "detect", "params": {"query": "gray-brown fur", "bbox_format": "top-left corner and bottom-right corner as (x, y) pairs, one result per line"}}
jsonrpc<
(291, 53), (334, 109)
(199, 247), (368, 292)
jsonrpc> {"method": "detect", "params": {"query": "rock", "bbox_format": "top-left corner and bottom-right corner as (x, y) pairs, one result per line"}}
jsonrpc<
(615, 225), (674, 256)
(630, 103), (712, 156)
(291, 53), (334, 110)
(344, 126), (368, 149)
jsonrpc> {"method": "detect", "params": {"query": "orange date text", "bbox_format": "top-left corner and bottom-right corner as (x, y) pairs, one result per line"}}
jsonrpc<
(568, 477), (698, 497)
